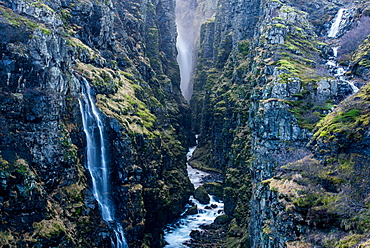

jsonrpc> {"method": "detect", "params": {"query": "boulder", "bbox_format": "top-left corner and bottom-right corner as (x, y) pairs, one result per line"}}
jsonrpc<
(203, 182), (223, 199)
(214, 215), (230, 224)
(194, 186), (210, 204)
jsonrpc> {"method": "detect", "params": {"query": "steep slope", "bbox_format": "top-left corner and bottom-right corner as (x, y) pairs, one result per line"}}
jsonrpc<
(0, 0), (192, 247)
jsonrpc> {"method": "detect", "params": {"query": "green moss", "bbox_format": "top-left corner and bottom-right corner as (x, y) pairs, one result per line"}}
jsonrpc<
(284, 98), (325, 131)
(0, 230), (15, 246)
(273, 23), (287, 29)
(314, 84), (370, 142)
(226, 218), (250, 247)
(203, 182), (223, 198)
(319, 130), (328, 137)
(30, 2), (55, 13)
(238, 40), (250, 56)
(0, 155), (9, 171)
(60, 9), (71, 21)
(351, 36), (370, 64)
(33, 218), (66, 239)
(335, 234), (365, 248)
(359, 59), (370, 68)
(0, 6), (38, 29)
(332, 109), (361, 123)
(214, 214), (230, 224)
(41, 28), (51, 35)
(78, 63), (158, 137)
(292, 191), (320, 208)
(356, 210), (370, 233)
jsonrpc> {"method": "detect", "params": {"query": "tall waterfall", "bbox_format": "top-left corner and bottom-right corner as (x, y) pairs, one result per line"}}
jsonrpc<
(176, 0), (195, 101)
(79, 78), (128, 248)
(326, 8), (359, 94)
(328, 8), (345, 38)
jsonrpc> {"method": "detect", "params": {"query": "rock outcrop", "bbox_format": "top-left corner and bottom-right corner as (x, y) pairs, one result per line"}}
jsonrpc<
(189, 0), (370, 247)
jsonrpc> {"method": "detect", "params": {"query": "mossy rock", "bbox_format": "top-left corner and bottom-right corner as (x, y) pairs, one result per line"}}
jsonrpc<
(214, 214), (230, 224)
(194, 186), (210, 204)
(203, 182), (223, 199)
(184, 205), (198, 215)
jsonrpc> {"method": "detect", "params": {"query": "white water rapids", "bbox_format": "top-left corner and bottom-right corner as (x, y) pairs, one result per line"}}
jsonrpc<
(79, 78), (128, 248)
(163, 145), (224, 247)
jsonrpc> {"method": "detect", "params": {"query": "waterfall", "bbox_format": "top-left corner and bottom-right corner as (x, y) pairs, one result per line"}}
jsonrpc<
(328, 8), (345, 38)
(177, 29), (193, 101)
(79, 78), (128, 248)
(176, 0), (195, 101)
(326, 9), (359, 94)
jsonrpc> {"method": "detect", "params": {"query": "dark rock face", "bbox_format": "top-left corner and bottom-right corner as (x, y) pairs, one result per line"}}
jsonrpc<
(194, 185), (210, 204)
(189, 0), (370, 247)
(0, 0), (193, 247)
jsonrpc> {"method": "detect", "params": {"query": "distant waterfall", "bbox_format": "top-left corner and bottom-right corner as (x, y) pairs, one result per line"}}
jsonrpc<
(328, 9), (345, 38)
(79, 78), (128, 248)
(176, 0), (196, 101)
(326, 9), (359, 94)
(177, 27), (194, 101)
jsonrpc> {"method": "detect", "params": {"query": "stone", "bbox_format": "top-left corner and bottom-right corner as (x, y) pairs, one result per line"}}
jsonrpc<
(189, 229), (201, 239)
(194, 186), (210, 204)
(214, 215), (230, 224)
(203, 182), (223, 199)
(185, 205), (198, 215)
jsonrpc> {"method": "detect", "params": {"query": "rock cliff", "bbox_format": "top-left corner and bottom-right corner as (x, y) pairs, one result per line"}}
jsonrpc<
(189, 0), (370, 247)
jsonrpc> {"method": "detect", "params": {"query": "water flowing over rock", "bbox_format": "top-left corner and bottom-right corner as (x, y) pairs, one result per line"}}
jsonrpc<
(79, 78), (128, 248)
(163, 144), (224, 247)
(1, 0), (370, 247)
(328, 8), (346, 38)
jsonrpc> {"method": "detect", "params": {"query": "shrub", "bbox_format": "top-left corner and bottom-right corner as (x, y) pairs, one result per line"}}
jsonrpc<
(338, 16), (370, 61)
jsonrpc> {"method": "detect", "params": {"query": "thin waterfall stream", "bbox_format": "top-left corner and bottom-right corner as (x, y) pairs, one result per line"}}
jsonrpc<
(327, 8), (359, 93)
(79, 78), (128, 248)
(328, 8), (345, 38)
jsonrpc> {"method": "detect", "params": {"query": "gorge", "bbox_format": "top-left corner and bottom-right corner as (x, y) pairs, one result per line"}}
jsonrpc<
(1, 0), (370, 248)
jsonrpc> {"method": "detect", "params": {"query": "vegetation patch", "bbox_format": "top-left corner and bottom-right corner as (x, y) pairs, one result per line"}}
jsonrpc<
(0, 5), (38, 29)
(267, 151), (370, 246)
(33, 218), (66, 239)
(314, 83), (370, 142)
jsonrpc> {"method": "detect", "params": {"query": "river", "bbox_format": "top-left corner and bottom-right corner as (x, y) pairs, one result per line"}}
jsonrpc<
(163, 144), (224, 247)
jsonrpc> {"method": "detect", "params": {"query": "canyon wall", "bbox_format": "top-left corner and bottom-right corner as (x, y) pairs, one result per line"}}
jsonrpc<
(0, 0), (193, 247)
(190, 0), (370, 247)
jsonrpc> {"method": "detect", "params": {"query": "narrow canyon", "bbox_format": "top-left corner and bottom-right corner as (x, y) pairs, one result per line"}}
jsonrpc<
(0, 0), (370, 247)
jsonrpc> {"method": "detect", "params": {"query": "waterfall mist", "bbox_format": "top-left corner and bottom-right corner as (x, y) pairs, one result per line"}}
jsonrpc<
(176, 0), (196, 101)
(328, 8), (345, 38)
(175, 0), (218, 101)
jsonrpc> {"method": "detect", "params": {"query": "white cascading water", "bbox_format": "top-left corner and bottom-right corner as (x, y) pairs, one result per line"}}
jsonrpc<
(328, 8), (345, 38)
(176, 0), (195, 101)
(326, 9), (359, 93)
(163, 143), (224, 247)
(79, 78), (128, 248)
